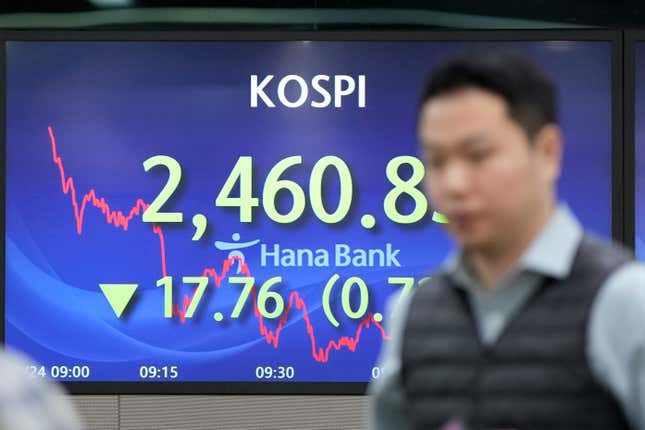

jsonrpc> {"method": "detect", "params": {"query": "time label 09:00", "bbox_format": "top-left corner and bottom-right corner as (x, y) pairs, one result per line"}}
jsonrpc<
(26, 365), (91, 379)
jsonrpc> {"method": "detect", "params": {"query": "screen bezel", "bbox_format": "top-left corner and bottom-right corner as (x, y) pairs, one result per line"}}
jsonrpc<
(0, 29), (625, 395)
(624, 30), (642, 254)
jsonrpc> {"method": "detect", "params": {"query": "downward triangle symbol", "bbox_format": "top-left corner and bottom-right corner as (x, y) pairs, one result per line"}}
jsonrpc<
(99, 284), (138, 318)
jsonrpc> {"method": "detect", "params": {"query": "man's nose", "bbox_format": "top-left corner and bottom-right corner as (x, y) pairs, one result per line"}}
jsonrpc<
(440, 160), (472, 197)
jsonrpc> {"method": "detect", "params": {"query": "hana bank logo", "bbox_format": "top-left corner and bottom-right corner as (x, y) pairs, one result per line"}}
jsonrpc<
(214, 233), (260, 273)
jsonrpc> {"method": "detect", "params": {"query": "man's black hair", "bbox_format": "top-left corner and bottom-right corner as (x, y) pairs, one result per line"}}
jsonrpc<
(419, 50), (558, 140)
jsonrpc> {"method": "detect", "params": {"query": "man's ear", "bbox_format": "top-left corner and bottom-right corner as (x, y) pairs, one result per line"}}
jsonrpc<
(533, 124), (563, 184)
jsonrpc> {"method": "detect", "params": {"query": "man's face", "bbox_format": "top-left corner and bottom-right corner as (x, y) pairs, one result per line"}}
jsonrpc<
(419, 87), (560, 252)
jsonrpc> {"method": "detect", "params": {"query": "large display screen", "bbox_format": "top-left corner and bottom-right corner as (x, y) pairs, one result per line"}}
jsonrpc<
(4, 37), (614, 390)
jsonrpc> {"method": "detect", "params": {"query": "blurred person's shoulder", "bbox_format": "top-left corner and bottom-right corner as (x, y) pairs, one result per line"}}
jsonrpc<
(0, 349), (50, 392)
(0, 349), (83, 430)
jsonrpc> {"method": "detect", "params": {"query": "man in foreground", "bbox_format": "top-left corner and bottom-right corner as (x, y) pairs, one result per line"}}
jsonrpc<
(369, 51), (645, 429)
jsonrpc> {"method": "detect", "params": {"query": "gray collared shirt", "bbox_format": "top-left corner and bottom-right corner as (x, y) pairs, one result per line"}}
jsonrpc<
(368, 205), (645, 430)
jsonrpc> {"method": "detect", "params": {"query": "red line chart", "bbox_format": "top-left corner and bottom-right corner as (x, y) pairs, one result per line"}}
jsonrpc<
(48, 125), (389, 363)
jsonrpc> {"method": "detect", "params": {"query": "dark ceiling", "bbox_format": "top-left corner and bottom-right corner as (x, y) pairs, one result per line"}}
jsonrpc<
(0, 0), (643, 29)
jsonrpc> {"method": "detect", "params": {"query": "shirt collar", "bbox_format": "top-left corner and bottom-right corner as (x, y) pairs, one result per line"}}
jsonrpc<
(443, 204), (583, 285)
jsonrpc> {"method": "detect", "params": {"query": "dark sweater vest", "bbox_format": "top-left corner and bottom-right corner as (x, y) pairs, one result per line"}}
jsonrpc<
(401, 235), (632, 430)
